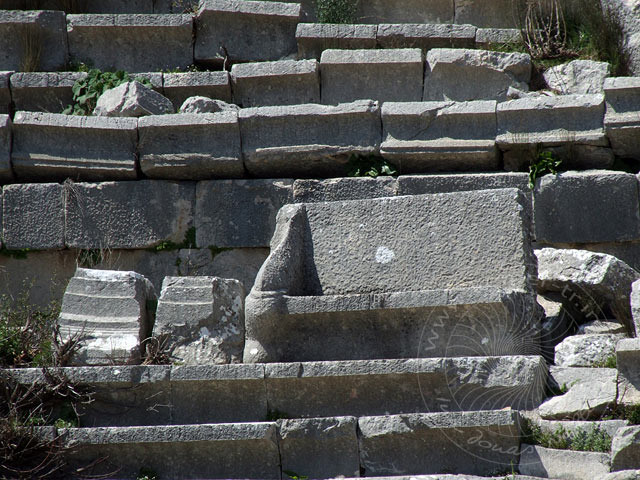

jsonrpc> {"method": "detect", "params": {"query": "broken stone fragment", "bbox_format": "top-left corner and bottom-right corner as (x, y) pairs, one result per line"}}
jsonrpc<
(154, 276), (245, 365)
(94, 81), (174, 117)
(543, 59), (611, 95)
(555, 333), (622, 367)
(178, 95), (239, 114)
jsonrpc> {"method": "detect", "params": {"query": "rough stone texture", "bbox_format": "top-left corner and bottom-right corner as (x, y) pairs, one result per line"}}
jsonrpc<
(616, 338), (640, 405)
(179, 96), (238, 114)
(296, 23), (377, 59)
(11, 111), (138, 181)
(533, 417), (629, 440)
(9, 72), (86, 113)
(0, 71), (10, 114)
(424, 48), (531, 102)
(0, 114), (11, 182)
(534, 172), (640, 244)
(292, 177), (397, 203)
(607, 0), (640, 75)
(633, 280), (640, 340)
(604, 77), (640, 160)
(536, 247), (640, 335)
(163, 71), (232, 109)
(612, 427), (640, 471)
(397, 173), (529, 196)
(0, 10), (68, 71)
(578, 320), (626, 335)
(555, 334), (622, 367)
(153, 0), (199, 13)
(519, 444), (611, 480)
(244, 188), (539, 363)
(265, 356), (547, 418)
(58, 268), (157, 365)
(231, 59), (319, 107)
(380, 101), (498, 172)
(598, 471), (640, 480)
(138, 113), (243, 179)
(377, 23), (476, 50)
(497, 95), (611, 170)
(455, 0), (525, 28)
(195, 179), (293, 248)
(2, 183), (64, 250)
(67, 14), (193, 72)
(544, 60), (610, 95)
(239, 100), (381, 177)
(94, 81), (174, 117)
(538, 367), (617, 419)
(358, 410), (520, 476)
(321, 49), (424, 104)
(475, 28), (521, 47)
(278, 417), (360, 478)
(355, 0), (454, 24)
(154, 276), (245, 365)
(65, 180), (195, 249)
(63, 423), (281, 479)
(195, 0), (300, 66)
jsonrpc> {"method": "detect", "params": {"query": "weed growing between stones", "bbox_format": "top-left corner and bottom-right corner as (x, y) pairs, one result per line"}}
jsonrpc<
(602, 403), (640, 424)
(18, 25), (42, 72)
(347, 154), (398, 178)
(529, 150), (562, 189)
(315, 0), (357, 23)
(522, 418), (612, 452)
(283, 469), (309, 480)
(147, 227), (197, 253)
(137, 466), (158, 480)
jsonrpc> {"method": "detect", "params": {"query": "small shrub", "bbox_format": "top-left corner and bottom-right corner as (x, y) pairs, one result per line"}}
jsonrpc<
(347, 154), (397, 178)
(603, 403), (640, 425)
(522, 418), (611, 452)
(529, 150), (561, 189)
(315, 0), (357, 23)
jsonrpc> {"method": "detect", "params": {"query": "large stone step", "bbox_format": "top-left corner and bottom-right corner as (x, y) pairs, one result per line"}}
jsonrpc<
(5, 356), (546, 427)
(1, 0), (197, 13)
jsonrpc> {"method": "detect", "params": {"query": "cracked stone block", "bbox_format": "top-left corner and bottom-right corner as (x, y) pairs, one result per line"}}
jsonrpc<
(10, 72), (87, 113)
(231, 59), (320, 107)
(58, 268), (157, 365)
(296, 23), (377, 59)
(162, 71), (232, 109)
(605, 77), (640, 160)
(195, 0), (300, 66)
(320, 48), (424, 104)
(2, 183), (64, 250)
(154, 276), (245, 365)
(138, 113), (243, 180)
(377, 23), (476, 50)
(67, 14), (193, 72)
(381, 100), (498, 172)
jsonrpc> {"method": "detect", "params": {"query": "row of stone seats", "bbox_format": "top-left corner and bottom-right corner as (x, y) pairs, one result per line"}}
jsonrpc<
(1, 0), (196, 13)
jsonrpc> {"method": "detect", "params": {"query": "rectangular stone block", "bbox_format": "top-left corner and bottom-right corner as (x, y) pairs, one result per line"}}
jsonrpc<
(0, 71), (11, 114)
(2, 183), (64, 250)
(63, 423), (281, 480)
(195, 0), (300, 66)
(381, 101), (498, 172)
(455, 0), (526, 28)
(533, 170), (640, 244)
(497, 94), (611, 170)
(11, 111), (138, 181)
(356, 0), (454, 24)
(10, 72), (87, 113)
(162, 71), (232, 109)
(292, 177), (397, 203)
(0, 114), (12, 182)
(320, 49), (424, 104)
(604, 77), (640, 160)
(195, 179), (293, 248)
(239, 100), (381, 177)
(0, 10), (68, 71)
(519, 444), (611, 479)
(296, 23), (377, 59)
(475, 28), (521, 47)
(1, 0), (155, 12)
(358, 410), (520, 476)
(396, 172), (529, 195)
(278, 417), (360, 479)
(377, 23), (476, 50)
(231, 59), (320, 107)
(138, 113), (243, 180)
(65, 180), (195, 249)
(67, 14), (193, 72)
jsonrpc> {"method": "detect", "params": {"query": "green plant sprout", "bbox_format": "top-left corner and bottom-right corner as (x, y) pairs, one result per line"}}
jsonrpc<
(347, 154), (398, 178)
(529, 150), (561, 189)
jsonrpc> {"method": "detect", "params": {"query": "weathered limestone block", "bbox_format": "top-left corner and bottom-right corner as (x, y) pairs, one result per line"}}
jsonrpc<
(380, 100), (498, 172)
(2, 183), (64, 250)
(539, 367), (617, 419)
(424, 48), (531, 102)
(355, 0), (454, 24)
(63, 423), (281, 479)
(0, 71), (12, 114)
(555, 334), (622, 367)
(455, 0), (525, 28)
(10, 72), (87, 113)
(67, 14), (193, 72)
(377, 23), (476, 50)
(296, 23), (377, 59)
(358, 410), (520, 476)
(163, 71), (232, 109)
(544, 60), (610, 95)
(179, 96), (238, 114)
(292, 177), (397, 203)
(244, 188), (539, 363)
(11, 111), (138, 181)
(497, 95), (611, 170)
(65, 180), (195, 249)
(396, 172), (529, 195)
(536, 248), (640, 334)
(0, 114), (11, 182)
(195, 179), (293, 248)
(94, 81), (174, 117)
(154, 276), (245, 365)
(321, 48), (424, 104)
(231, 60), (320, 107)
(616, 338), (640, 405)
(475, 28), (521, 47)
(195, 0), (300, 66)
(0, 10), (68, 71)
(58, 268), (157, 365)
(604, 77), (640, 160)
(138, 113), (243, 179)
(612, 427), (640, 471)
(534, 171), (640, 244)
(278, 417), (359, 479)
(519, 444), (611, 479)
(239, 100), (381, 177)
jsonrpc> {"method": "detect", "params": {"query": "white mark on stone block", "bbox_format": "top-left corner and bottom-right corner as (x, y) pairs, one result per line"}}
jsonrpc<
(250, 348), (259, 355)
(200, 326), (210, 338)
(482, 337), (489, 345)
(375, 246), (395, 264)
